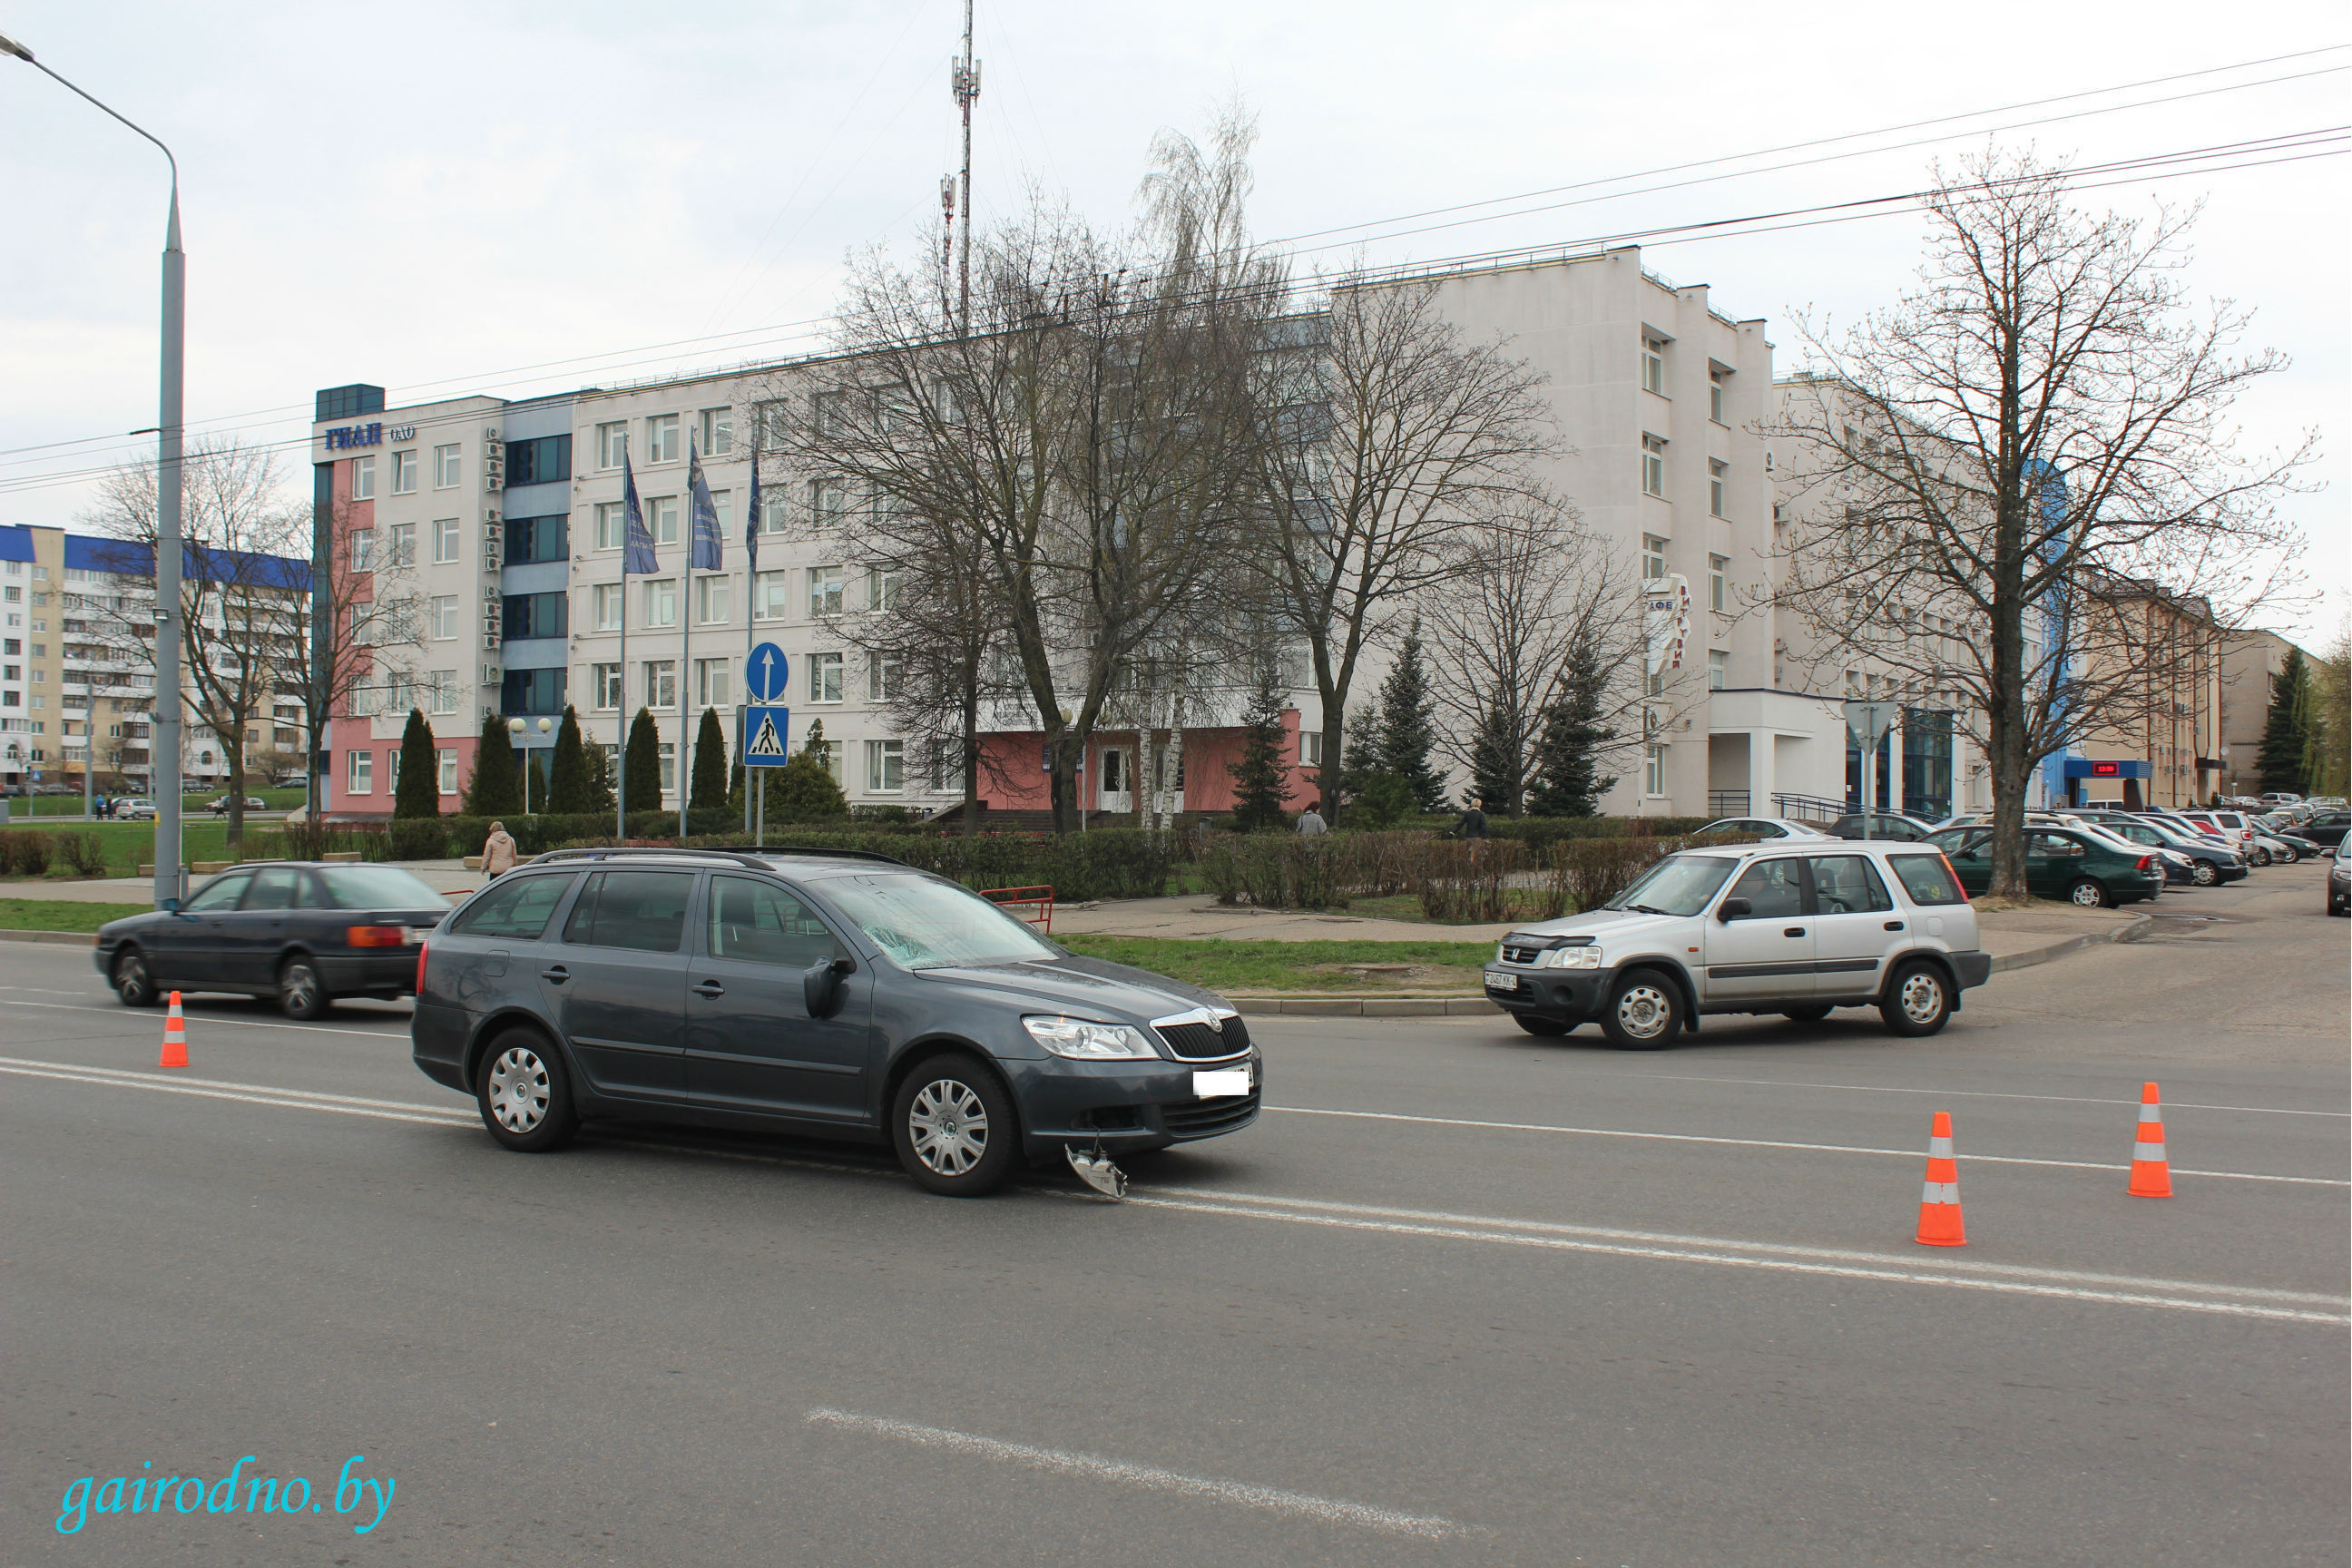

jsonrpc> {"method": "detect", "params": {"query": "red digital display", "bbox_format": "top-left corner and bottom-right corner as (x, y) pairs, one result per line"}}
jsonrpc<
(2092, 761), (2121, 777)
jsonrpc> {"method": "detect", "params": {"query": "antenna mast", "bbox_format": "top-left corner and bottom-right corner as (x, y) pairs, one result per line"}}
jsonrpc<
(950, 0), (980, 332)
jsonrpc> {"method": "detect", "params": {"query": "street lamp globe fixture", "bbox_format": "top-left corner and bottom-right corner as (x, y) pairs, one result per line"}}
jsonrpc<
(506, 718), (525, 736)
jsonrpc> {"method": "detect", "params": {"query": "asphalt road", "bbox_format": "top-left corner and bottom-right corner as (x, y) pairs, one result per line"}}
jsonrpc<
(5, 865), (2346, 1566)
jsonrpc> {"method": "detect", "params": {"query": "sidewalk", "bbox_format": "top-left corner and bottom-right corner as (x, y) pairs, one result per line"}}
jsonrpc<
(0, 860), (483, 904)
(1053, 895), (1523, 945)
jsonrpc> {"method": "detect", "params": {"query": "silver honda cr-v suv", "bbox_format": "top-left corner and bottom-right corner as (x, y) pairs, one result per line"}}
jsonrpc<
(1483, 840), (1993, 1047)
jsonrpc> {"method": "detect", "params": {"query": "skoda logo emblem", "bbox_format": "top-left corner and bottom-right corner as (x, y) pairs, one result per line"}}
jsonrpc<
(1208, 1014), (1223, 1033)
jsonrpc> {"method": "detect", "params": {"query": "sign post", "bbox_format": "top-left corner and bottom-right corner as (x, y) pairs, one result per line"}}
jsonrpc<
(740, 642), (791, 848)
(1844, 701), (1901, 838)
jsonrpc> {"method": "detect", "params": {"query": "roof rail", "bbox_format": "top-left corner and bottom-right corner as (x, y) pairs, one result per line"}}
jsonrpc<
(749, 844), (909, 867)
(530, 846), (778, 871)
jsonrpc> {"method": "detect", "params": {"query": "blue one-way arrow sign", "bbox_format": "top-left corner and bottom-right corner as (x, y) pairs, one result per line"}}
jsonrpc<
(745, 642), (790, 704)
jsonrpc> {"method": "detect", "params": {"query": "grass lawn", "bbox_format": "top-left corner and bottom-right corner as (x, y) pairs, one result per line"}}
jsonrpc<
(0, 899), (151, 933)
(0, 820), (278, 877)
(1055, 934), (1495, 994)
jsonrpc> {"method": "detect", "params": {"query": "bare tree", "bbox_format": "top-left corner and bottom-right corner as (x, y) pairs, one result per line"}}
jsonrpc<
(1254, 273), (1556, 819)
(1773, 151), (2308, 897)
(1426, 499), (1634, 816)
(299, 492), (425, 823)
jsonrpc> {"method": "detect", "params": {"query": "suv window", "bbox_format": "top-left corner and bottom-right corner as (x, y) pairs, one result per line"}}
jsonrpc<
(451, 872), (578, 938)
(564, 870), (695, 953)
(1889, 854), (1965, 905)
(1808, 855), (1893, 913)
(183, 872), (252, 913)
(1724, 858), (1806, 918)
(706, 876), (843, 967)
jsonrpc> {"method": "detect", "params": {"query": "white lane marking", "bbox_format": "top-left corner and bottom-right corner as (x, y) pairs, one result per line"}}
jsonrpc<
(1590, 1070), (2352, 1120)
(1110, 1193), (2348, 1326)
(1136, 1186), (2352, 1306)
(0, 1059), (474, 1125)
(1264, 1105), (2351, 1187)
(804, 1408), (1467, 1539)
(0, 997), (411, 1039)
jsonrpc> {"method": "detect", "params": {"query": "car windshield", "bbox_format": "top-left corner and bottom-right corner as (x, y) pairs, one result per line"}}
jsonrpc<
(316, 866), (450, 909)
(817, 873), (1061, 970)
(1602, 854), (1738, 916)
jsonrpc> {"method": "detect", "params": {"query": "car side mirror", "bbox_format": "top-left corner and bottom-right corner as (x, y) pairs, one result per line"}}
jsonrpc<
(160, 897), (182, 916)
(803, 955), (855, 1018)
(1716, 897), (1751, 922)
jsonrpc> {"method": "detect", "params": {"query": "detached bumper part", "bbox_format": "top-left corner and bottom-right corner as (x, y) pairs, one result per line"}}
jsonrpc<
(1065, 1142), (1127, 1200)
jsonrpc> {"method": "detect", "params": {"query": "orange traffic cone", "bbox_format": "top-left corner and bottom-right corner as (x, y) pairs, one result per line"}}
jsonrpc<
(1915, 1111), (1966, 1246)
(2129, 1082), (2172, 1198)
(158, 991), (188, 1069)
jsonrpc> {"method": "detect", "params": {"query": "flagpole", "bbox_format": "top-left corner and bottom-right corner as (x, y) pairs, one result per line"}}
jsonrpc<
(616, 568), (629, 840)
(679, 552), (691, 844)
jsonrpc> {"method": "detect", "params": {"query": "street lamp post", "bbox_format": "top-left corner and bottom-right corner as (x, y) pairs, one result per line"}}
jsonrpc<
(508, 716), (552, 814)
(4, 32), (187, 907)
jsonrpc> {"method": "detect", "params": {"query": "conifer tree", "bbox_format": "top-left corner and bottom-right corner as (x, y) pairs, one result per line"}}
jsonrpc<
(464, 713), (520, 817)
(2258, 645), (2314, 794)
(580, 734), (616, 817)
(1466, 706), (1524, 816)
(393, 709), (440, 818)
(690, 707), (730, 810)
(773, 718), (849, 822)
(544, 706), (590, 814)
(1227, 669), (1295, 829)
(1372, 622), (1448, 812)
(1526, 635), (1618, 818)
(623, 708), (663, 821)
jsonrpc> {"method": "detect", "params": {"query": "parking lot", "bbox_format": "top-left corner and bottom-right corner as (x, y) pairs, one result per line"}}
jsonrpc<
(5, 863), (2345, 1566)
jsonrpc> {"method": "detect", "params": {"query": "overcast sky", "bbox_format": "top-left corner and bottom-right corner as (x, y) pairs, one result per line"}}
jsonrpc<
(3, 1), (2343, 642)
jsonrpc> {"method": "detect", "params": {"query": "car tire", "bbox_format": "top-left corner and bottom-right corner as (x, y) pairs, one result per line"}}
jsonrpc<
(278, 956), (331, 1021)
(1781, 1004), (1835, 1023)
(2066, 877), (2112, 909)
(1512, 1015), (1572, 1037)
(112, 946), (158, 1007)
(2274, 844), (2298, 865)
(2190, 861), (2219, 887)
(891, 1054), (1020, 1197)
(2250, 847), (2271, 867)
(1600, 969), (1682, 1051)
(475, 1031), (577, 1153)
(1880, 961), (1953, 1037)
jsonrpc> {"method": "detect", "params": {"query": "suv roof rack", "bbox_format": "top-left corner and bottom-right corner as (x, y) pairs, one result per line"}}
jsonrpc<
(748, 845), (908, 867)
(526, 844), (909, 870)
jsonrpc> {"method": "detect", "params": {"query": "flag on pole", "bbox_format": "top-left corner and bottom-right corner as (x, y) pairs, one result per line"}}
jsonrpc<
(688, 437), (724, 572)
(745, 446), (761, 573)
(622, 451), (658, 575)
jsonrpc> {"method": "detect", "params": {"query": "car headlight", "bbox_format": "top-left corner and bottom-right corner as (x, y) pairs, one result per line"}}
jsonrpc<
(1022, 1015), (1161, 1060)
(1540, 945), (1603, 969)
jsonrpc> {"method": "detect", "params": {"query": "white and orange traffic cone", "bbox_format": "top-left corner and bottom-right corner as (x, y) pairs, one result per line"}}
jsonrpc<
(2129, 1082), (2172, 1198)
(1916, 1111), (1965, 1246)
(158, 991), (188, 1069)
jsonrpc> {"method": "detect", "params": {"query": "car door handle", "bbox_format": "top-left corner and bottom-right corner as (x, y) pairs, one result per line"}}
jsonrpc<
(1884, 921), (1906, 931)
(693, 980), (726, 998)
(540, 965), (569, 984)
(1784, 926), (1807, 937)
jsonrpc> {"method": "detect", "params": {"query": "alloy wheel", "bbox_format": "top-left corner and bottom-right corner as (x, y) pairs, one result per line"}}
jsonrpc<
(113, 951), (153, 1006)
(908, 1079), (991, 1176)
(279, 960), (320, 1017)
(1614, 984), (1672, 1041)
(485, 1046), (551, 1134)
(2192, 862), (2218, 886)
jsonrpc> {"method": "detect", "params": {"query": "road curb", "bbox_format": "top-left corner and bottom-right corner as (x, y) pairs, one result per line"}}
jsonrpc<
(1231, 995), (1499, 1017)
(1985, 912), (2153, 974)
(0, 929), (99, 947)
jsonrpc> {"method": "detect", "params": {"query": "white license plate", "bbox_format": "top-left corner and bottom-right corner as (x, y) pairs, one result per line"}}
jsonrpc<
(1191, 1069), (1250, 1099)
(1485, 972), (1520, 991)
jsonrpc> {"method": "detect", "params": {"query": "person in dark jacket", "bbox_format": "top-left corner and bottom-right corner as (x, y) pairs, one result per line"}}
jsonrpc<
(1454, 797), (1488, 840)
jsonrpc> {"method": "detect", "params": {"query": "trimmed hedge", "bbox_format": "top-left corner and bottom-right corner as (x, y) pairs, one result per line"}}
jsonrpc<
(680, 827), (1181, 904)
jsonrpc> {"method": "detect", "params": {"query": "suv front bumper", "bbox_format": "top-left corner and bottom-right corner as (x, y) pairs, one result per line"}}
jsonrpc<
(1482, 967), (1605, 1021)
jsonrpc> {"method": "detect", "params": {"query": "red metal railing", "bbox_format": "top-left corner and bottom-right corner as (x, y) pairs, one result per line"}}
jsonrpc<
(981, 885), (1055, 934)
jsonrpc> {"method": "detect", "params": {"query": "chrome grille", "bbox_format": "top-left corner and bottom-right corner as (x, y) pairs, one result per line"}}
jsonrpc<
(1154, 1015), (1252, 1060)
(1501, 943), (1545, 965)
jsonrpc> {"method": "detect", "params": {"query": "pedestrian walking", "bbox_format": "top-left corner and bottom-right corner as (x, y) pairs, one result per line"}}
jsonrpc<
(1453, 796), (1489, 841)
(481, 820), (519, 882)
(1296, 801), (1328, 838)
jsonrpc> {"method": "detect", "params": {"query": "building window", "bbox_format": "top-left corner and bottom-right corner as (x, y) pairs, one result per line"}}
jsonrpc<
(352, 456), (375, 500)
(434, 444), (461, 489)
(1708, 554), (1728, 612)
(699, 407), (731, 456)
(813, 479), (848, 529)
(1709, 460), (1728, 518)
(347, 750), (373, 794)
(501, 668), (566, 716)
(505, 514), (569, 564)
(437, 748), (458, 794)
(1709, 372), (1726, 425)
(391, 449), (418, 495)
(810, 652), (843, 703)
(808, 565), (844, 617)
(646, 495), (679, 545)
(808, 733), (843, 784)
(696, 658), (730, 709)
(594, 502), (626, 551)
(643, 579), (677, 629)
(433, 517), (461, 564)
(1642, 534), (1668, 582)
(1709, 649), (1729, 691)
(430, 594), (458, 640)
(1642, 436), (1666, 498)
(709, 490), (732, 544)
(645, 414), (680, 465)
(1643, 745), (1665, 797)
(758, 485), (787, 535)
(593, 583), (622, 632)
(502, 592), (567, 642)
(593, 662), (622, 710)
(870, 567), (902, 612)
(753, 400), (788, 452)
(1645, 669), (1663, 699)
(694, 574), (729, 625)
(350, 529), (377, 573)
(595, 422), (629, 470)
(658, 740), (677, 798)
(388, 521), (416, 567)
(866, 738), (904, 793)
(867, 650), (902, 701)
(642, 661), (677, 709)
(754, 570), (789, 621)
(1642, 337), (1666, 396)
(505, 434), (571, 485)
(1299, 731), (1324, 767)
(429, 670), (458, 714)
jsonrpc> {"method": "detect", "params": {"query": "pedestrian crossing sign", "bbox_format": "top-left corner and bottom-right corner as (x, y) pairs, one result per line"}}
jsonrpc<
(742, 705), (791, 767)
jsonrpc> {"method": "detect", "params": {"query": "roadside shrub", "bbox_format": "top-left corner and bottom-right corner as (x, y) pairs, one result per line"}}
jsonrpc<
(54, 831), (110, 877)
(1481, 815), (1712, 850)
(0, 830), (53, 877)
(1415, 839), (1541, 924)
(386, 818), (449, 861)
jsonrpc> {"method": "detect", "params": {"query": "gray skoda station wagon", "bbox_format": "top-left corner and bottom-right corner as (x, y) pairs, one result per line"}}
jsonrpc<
(412, 847), (1261, 1195)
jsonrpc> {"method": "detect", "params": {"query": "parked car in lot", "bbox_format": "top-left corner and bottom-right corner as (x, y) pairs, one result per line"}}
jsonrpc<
(1828, 812), (1936, 841)
(2283, 808), (2352, 851)
(412, 847), (1262, 1196)
(2329, 841), (2350, 917)
(97, 863), (453, 1020)
(2073, 816), (2205, 885)
(1692, 816), (1833, 841)
(1483, 840), (1991, 1044)
(111, 798), (157, 820)
(1923, 826), (2166, 906)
